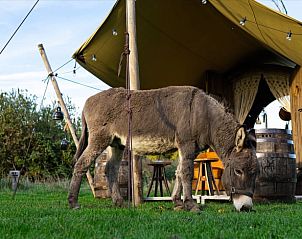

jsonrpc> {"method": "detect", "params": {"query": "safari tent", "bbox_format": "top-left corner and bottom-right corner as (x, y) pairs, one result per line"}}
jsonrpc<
(73, 0), (302, 169)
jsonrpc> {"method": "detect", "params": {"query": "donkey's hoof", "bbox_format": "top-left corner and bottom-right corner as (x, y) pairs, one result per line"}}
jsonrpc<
(184, 201), (199, 212)
(174, 205), (184, 211)
(72, 204), (80, 210)
(190, 205), (202, 213)
(69, 202), (80, 209)
(68, 197), (80, 209)
(113, 198), (124, 207)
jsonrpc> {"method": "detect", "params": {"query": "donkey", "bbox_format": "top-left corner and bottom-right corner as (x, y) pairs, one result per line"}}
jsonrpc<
(68, 86), (258, 212)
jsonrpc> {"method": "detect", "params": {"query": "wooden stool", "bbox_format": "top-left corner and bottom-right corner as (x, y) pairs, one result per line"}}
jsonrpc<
(194, 158), (220, 196)
(147, 161), (171, 197)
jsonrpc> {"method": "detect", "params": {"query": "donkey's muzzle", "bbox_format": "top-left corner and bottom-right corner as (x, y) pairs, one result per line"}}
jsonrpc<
(232, 194), (253, 212)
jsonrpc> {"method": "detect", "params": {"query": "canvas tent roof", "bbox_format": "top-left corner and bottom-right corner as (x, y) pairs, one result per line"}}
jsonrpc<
(73, 0), (302, 89)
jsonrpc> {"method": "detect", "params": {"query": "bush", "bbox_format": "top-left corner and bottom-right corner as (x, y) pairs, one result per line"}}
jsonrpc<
(0, 89), (80, 180)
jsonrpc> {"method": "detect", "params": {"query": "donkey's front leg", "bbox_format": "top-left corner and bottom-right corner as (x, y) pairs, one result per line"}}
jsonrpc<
(68, 145), (102, 209)
(178, 144), (200, 212)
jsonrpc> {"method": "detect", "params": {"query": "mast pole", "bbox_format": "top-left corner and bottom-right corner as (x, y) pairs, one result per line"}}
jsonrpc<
(38, 43), (95, 197)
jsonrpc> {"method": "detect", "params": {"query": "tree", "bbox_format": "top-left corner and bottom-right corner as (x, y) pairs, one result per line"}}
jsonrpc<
(0, 89), (80, 180)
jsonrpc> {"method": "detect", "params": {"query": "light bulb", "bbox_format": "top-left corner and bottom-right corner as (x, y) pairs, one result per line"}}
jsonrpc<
(91, 54), (97, 62)
(286, 31), (292, 41)
(112, 29), (118, 36)
(240, 17), (247, 26)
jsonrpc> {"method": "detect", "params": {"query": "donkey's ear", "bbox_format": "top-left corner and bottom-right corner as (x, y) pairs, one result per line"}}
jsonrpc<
(235, 126), (246, 152)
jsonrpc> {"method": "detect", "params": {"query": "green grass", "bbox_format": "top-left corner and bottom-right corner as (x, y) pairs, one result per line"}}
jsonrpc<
(1, 181), (302, 239)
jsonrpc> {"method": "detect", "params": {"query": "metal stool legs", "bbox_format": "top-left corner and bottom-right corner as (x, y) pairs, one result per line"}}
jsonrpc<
(147, 165), (171, 197)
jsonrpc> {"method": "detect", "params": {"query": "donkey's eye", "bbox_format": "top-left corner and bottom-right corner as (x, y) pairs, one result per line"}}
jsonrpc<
(234, 169), (243, 176)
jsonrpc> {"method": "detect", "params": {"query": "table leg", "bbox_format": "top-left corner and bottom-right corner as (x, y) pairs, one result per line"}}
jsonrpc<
(154, 167), (159, 197)
(201, 163), (206, 195)
(147, 166), (156, 197)
(195, 162), (202, 196)
(159, 166), (164, 197)
(163, 167), (171, 196)
(205, 162), (214, 195)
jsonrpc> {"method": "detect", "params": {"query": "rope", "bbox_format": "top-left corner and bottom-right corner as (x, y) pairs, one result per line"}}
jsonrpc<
(46, 58), (103, 91)
(123, 32), (134, 208)
(0, 0), (40, 55)
(279, 0), (288, 15)
(59, 67), (81, 75)
(56, 76), (103, 91)
(39, 76), (51, 110)
(271, 0), (287, 15)
(52, 59), (74, 73)
(118, 32), (134, 207)
(239, 1), (301, 37)
(248, 0), (268, 45)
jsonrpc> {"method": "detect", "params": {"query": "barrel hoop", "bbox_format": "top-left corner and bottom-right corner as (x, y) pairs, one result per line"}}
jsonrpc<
(255, 129), (292, 135)
(94, 185), (108, 190)
(256, 153), (296, 159)
(256, 179), (297, 183)
(120, 161), (128, 166)
(256, 138), (293, 145)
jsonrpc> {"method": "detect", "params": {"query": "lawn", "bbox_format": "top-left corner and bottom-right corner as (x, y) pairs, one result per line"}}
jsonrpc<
(0, 180), (302, 239)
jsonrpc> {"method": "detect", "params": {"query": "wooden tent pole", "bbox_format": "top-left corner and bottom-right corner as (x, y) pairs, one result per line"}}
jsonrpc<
(126, 0), (143, 206)
(290, 66), (302, 169)
(127, 0), (140, 90)
(38, 44), (95, 196)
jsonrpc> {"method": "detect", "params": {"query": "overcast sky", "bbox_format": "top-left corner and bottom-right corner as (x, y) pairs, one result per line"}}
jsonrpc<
(0, 0), (301, 128)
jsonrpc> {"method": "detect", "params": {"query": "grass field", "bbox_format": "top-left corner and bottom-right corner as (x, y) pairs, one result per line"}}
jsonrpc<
(1, 180), (302, 239)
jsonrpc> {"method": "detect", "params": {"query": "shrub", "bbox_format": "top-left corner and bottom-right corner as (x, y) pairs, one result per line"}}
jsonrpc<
(0, 89), (79, 180)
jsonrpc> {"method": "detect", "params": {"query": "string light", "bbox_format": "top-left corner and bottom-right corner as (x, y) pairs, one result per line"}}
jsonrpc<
(240, 17), (247, 26)
(236, 16), (301, 42)
(201, 0), (207, 5)
(286, 30), (292, 41)
(91, 54), (97, 62)
(112, 29), (118, 36)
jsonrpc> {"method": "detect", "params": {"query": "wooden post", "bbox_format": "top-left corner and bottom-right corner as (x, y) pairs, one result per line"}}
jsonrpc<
(290, 66), (302, 169)
(38, 44), (95, 196)
(126, 0), (143, 206)
(127, 0), (140, 90)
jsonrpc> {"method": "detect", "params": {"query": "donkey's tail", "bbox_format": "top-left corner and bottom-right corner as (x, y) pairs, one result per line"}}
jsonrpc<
(73, 112), (88, 165)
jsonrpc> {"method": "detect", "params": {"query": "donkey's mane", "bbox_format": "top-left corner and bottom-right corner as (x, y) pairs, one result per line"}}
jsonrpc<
(205, 93), (240, 161)
(208, 93), (234, 115)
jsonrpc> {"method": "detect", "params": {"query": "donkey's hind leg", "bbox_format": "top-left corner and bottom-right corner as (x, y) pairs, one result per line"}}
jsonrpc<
(171, 162), (183, 210)
(106, 146), (124, 207)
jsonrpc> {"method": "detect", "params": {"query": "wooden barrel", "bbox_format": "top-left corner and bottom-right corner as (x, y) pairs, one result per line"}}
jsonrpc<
(94, 152), (110, 198)
(254, 129), (296, 202)
(94, 151), (128, 199)
(117, 160), (129, 199)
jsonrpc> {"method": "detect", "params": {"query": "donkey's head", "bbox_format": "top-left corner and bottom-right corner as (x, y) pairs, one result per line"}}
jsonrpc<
(222, 127), (259, 212)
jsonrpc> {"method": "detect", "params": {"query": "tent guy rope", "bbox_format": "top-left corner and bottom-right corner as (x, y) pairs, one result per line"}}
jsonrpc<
(0, 0), (40, 55)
